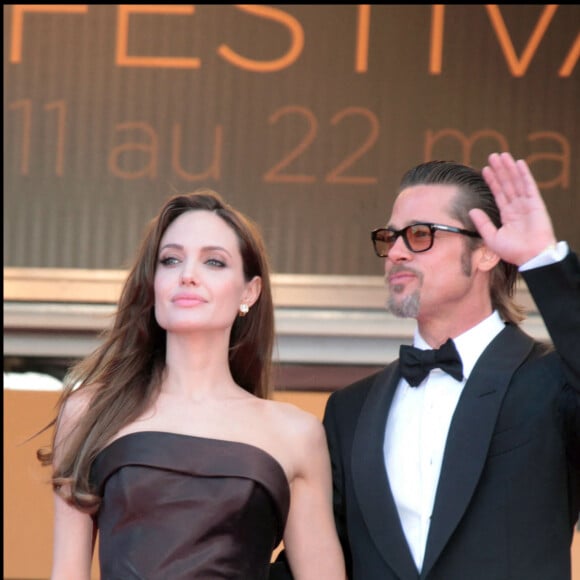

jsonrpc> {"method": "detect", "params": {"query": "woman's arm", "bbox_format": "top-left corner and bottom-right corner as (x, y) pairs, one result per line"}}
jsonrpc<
(282, 413), (346, 580)
(50, 391), (96, 580)
(51, 494), (95, 579)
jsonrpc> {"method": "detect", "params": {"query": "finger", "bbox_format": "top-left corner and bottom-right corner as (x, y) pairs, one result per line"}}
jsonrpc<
(515, 158), (540, 200)
(489, 152), (520, 202)
(482, 164), (508, 208)
(469, 207), (497, 243)
(499, 152), (527, 199)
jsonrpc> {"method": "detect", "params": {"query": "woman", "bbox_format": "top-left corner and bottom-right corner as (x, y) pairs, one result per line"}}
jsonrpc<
(38, 189), (346, 579)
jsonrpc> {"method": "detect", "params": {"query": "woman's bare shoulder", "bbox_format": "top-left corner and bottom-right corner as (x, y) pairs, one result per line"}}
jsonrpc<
(57, 384), (99, 434)
(261, 398), (325, 443)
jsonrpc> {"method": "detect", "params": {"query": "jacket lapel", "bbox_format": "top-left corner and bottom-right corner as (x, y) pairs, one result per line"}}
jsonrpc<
(421, 325), (535, 577)
(351, 365), (419, 579)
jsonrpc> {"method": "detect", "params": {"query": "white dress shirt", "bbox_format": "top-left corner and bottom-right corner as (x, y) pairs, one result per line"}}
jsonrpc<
(383, 240), (569, 572)
(383, 311), (505, 571)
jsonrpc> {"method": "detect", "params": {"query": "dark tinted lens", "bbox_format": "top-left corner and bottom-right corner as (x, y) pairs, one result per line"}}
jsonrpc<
(406, 225), (433, 251)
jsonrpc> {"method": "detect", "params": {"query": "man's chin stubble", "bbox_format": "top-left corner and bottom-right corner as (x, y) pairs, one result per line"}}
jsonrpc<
(386, 288), (420, 318)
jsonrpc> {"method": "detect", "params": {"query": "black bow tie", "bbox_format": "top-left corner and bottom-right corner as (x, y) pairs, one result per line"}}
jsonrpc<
(399, 338), (464, 387)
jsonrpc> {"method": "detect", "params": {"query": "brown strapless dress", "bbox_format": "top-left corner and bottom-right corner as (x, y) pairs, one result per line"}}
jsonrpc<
(90, 431), (290, 579)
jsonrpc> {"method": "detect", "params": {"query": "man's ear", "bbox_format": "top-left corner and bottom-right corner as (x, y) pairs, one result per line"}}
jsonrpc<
(475, 245), (500, 272)
(243, 276), (262, 308)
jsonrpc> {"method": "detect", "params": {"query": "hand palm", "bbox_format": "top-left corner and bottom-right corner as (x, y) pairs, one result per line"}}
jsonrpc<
(470, 153), (556, 266)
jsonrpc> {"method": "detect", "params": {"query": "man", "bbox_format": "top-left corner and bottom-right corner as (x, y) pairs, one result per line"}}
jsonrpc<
(324, 152), (580, 579)
(271, 152), (580, 579)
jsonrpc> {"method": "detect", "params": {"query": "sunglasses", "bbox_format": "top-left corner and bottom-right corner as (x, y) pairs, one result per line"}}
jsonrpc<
(371, 223), (481, 257)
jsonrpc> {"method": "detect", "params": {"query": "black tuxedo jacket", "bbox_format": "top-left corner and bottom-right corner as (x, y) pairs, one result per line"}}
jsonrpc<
(322, 252), (580, 579)
(269, 251), (580, 580)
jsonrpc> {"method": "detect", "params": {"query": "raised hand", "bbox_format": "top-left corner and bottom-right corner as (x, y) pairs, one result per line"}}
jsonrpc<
(469, 152), (557, 266)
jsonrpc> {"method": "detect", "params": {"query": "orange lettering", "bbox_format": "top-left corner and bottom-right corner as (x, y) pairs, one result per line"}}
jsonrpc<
(527, 132), (570, 188)
(10, 5), (88, 64)
(486, 4), (558, 77)
(44, 100), (67, 177)
(424, 129), (509, 164)
(355, 5), (371, 73)
(109, 122), (158, 179)
(559, 32), (579, 77)
(116, 5), (200, 69)
(8, 99), (32, 174)
(171, 123), (223, 181)
(429, 5), (445, 75)
(218, 5), (304, 72)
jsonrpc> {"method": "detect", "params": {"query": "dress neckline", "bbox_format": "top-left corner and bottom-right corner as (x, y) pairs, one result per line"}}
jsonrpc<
(95, 430), (289, 486)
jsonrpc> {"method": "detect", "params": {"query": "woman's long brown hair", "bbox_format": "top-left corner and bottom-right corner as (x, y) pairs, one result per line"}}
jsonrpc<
(37, 189), (275, 511)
